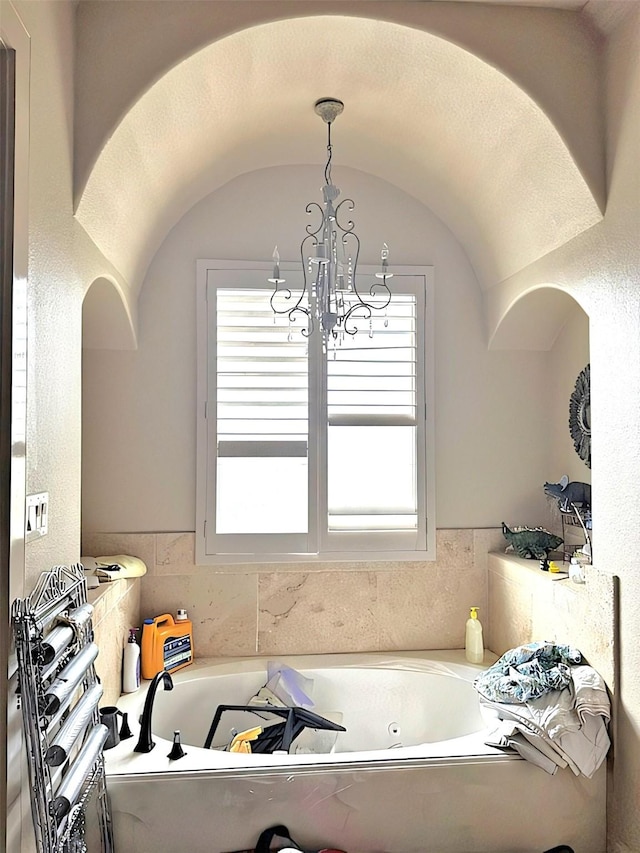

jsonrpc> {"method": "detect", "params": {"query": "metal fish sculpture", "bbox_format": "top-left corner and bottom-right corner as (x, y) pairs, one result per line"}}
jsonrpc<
(502, 523), (563, 559)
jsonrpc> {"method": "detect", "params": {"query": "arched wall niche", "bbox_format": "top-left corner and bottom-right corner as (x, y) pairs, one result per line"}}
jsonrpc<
(82, 276), (137, 351)
(489, 283), (591, 494)
(489, 284), (590, 352)
(75, 14), (603, 303)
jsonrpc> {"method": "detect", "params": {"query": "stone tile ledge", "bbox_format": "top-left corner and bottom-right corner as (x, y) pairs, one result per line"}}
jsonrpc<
(488, 551), (617, 696)
(88, 577), (141, 628)
(83, 528), (505, 575)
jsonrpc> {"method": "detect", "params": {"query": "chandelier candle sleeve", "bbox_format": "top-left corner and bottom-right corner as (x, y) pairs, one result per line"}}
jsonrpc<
(268, 246), (285, 285)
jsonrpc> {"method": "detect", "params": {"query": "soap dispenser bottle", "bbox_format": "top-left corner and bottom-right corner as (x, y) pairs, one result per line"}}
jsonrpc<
(122, 628), (141, 693)
(465, 606), (484, 664)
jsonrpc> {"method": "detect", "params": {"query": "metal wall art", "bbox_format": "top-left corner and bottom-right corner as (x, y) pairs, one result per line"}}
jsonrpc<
(569, 364), (591, 468)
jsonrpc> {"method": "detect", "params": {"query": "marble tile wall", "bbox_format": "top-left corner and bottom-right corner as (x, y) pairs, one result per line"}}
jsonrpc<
(487, 552), (617, 693)
(83, 528), (505, 658)
(90, 577), (141, 705)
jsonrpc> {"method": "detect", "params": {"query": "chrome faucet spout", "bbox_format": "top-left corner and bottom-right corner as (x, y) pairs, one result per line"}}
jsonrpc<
(133, 670), (173, 753)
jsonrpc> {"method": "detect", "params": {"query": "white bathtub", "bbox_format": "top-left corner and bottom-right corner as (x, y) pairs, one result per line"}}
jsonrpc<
(105, 651), (606, 853)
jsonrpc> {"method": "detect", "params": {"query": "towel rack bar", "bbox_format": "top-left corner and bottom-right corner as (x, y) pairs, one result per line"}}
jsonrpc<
(36, 625), (74, 666)
(41, 643), (99, 716)
(51, 723), (109, 823)
(45, 682), (104, 767)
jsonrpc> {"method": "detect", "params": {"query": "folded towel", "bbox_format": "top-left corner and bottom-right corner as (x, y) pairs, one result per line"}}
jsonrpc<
(572, 665), (611, 724)
(480, 664), (611, 779)
(486, 719), (567, 774)
(522, 666), (610, 740)
(491, 729), (561, 775)
(81, 554), (148, 581)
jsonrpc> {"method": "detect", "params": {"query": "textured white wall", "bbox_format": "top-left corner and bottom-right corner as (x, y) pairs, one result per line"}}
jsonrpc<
(6, 1), (639, 850)
(9, 0), (130, 594)
(81, 165), (555, 533)
(484, 10), (640, 850)
(3, 3), (132, 847)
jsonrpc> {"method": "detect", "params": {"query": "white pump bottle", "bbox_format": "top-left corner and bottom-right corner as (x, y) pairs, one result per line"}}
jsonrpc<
(122, 627), (141, 693)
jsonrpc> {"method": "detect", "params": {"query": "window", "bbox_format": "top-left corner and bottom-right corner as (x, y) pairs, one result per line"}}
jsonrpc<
(196, 261), (435, 564)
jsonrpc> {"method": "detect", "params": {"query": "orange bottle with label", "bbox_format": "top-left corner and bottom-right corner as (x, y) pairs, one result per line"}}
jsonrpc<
(140, 612), (194, 679)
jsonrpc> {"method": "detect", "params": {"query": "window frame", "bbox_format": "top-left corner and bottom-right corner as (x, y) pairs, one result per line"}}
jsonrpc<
(196, 259), (435, 565)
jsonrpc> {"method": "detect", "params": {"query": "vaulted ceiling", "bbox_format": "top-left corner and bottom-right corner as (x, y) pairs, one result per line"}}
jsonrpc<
(76, 11), (604, 301)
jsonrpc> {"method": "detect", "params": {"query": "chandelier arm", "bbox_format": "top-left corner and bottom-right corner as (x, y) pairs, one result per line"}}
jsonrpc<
(298, 234), (317, 337)
(342, 302), (372, 336)
(289, 305), (313, 337)
(305, 203), (325, 238)
(270, 286), (298, 315)
(334, 199), (356, 234)
(270, 244), (310, 328)
(270, 285), (313, 338)
(367, 279), (392, 309)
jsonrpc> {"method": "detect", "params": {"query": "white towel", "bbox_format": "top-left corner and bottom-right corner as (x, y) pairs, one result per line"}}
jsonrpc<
(81, 554), (148, 582)
(479, 664), (611, 779)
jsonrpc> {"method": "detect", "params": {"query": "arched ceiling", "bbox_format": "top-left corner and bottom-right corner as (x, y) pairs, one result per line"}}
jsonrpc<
(75, 15), (603, 296)
(82, 277), (137, 351)
(489, 285), (587, 350)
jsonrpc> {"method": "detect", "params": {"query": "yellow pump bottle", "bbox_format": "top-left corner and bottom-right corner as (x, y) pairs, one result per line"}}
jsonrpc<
(465, 606), (484, 664)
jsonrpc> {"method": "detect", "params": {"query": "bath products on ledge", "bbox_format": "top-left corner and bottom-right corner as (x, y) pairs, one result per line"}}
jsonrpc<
(465, 606), (484, 664)
(141, 612), (194, 679)
(122, 628), (141, 693)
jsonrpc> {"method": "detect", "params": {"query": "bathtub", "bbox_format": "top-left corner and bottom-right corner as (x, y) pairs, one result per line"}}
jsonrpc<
(105, 651), (606, 853)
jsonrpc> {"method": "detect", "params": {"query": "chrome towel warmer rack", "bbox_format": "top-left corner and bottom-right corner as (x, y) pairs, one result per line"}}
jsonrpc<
(12, 563), (114, 853)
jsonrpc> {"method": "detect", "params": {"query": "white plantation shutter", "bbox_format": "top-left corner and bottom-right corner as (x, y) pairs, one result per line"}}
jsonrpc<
(323, 289), (426, 552)
(207, 276), (314, 554)
(196, 262), (434, 563)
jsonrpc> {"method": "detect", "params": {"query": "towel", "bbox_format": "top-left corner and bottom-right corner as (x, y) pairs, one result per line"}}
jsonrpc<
(524, 666), (610, 740)
(485, 722), (562, 775)
(479, 663), (611, 778)
(81, 554), (148, 581)
(474, 642), (582, 704)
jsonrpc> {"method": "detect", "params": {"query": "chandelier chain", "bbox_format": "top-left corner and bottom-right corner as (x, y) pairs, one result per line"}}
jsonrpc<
(325, 121), (333, 186)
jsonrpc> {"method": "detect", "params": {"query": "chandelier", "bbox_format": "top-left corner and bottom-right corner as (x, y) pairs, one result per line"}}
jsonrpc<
(269, 97), (392, 343)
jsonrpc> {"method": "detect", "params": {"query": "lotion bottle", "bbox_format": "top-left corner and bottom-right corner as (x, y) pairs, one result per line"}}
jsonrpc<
(122, 627), (141, 693)
(465, 606), (484, 664)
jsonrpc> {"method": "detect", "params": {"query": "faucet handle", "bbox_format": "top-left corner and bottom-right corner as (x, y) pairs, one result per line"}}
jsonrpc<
(119, 711), (133, 740)
(168, 730), (186, 761)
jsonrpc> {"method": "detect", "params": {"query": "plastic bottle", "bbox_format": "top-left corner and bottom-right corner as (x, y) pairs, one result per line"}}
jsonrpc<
(140, 613), (194, 679)
(465, 606), (484, 664)
(122, 628), (141, 693)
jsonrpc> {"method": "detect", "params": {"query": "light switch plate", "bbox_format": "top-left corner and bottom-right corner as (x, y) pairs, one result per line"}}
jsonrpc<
(26, 492), (49, 541)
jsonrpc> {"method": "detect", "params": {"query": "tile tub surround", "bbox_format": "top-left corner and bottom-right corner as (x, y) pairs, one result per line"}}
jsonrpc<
(487, 551), (617, 694)
(82, 528), (505, 657)
(89, 577), (141, 705)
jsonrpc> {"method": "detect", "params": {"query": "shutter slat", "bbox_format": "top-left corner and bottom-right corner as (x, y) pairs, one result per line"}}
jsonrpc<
(217, 289), (309, 446)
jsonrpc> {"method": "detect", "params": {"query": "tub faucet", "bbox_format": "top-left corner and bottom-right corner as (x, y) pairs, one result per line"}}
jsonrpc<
(134, 670), (173, 753)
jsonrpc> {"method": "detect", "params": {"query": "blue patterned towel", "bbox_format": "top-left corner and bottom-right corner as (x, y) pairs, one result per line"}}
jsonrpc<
(474, 642), (582, 703)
